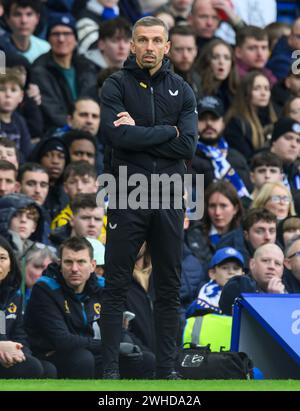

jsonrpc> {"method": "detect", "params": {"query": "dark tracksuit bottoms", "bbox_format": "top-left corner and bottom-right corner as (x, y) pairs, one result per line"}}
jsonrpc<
(100, 206), (184, 376)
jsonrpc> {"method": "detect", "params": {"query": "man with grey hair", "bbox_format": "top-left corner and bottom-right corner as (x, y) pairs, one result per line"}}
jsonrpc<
(99, 16), (197, 379)
(283, 234), (300, 293)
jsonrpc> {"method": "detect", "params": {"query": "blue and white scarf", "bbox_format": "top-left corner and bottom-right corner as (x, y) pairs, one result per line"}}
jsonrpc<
(197, 138), (251, 198)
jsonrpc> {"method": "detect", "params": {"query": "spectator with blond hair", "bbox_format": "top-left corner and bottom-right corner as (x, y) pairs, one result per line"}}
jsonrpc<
(251, 181), (295, 221)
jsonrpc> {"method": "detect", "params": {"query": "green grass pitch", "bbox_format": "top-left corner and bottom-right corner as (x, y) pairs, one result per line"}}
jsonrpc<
(0, 379), (300, 391)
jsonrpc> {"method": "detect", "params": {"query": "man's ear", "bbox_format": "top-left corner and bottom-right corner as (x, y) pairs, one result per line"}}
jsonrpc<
(235, 46), (242, 60)
(91, 259), (97, 273)
(14, 181), (20, 193)
(69, 215), (74, 228)
(244, 230), (249, 241)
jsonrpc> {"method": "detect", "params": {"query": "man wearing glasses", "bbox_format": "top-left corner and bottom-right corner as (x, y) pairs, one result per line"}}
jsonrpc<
(32, 14), (97, 130)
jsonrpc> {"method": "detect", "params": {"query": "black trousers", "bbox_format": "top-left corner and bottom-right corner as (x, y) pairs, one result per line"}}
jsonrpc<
(0, 355), (57, 379)
(100, 207), (184, 375)
(39, 348), (155, 379)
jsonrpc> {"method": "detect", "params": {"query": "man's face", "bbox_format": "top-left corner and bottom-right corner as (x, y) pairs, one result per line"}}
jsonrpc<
(188, 0), (219, 39)
(235, 37), (269, 69)
(61, 247), (96, 293)
(271, 132), (300, 163)
(0, 145), (18, 169)
(198, 112), (224, 144)
(172, 0), (193, 12)
(286, 97), (300, 124)
(49, 25), (77, 58)
(209, 260), (243, 287)
(0, 169), (19, 196)
(285, 75), (300, 97)
(20, 171), (49, 206)
(169, 34), (197, 72)
(69, 140), (96, 166)
(0, 81), (23, 113)
(10, 209), (37, 240)
(64, 173), (97, 200)
(7, 5), (39, 37)
(289, 20), (300, 50)
(71, 207), (104, 238)
(250, 166), (282, 189)
(244, 220), (277, 250)
(68, 100), (100, 136)
(285, 239), (300, 282)
(41, 150), (66, 181)
(250, 247), (284, 291)
(131, 25), (170, 74)
(99, 34), (131, 67)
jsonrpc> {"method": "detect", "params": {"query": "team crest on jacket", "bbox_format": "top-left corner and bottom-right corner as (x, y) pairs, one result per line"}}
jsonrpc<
(7, 303), (17, 314)
(94, 303), (101, 315)
(64, 300), (70, 314)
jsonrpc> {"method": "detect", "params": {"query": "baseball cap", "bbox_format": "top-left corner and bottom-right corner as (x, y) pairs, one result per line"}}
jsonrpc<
(209, 247), (245, 269)
(271, 117), (300, 142)
(197, 96), (225, 118)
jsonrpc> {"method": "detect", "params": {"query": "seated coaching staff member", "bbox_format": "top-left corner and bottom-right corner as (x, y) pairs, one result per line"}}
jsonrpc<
(99, 16), (198, 379)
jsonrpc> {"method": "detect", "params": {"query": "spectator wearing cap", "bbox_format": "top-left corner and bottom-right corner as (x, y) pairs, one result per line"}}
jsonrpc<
(31, 13), (97, 131)
(191, 96), (252, 196)
(186, 247), (245, 316)
(283, 234), (300, 293)
(0, 0), (50, 63)
(270, 117), (300, 192)
(29, 137), (70, 220)
(219, 243), (286, 315)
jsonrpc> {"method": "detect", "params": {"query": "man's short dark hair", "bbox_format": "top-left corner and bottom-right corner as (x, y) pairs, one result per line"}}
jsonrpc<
(242, 208), (277, 232)
(71, 193), (99, 215)
(0, 159), (17, 176)
(68, 97), (100, 117)
(63, 161), (97, 182)
(250, 151), (283, 171)
(60, 236), (94, 260)
(4, 0), (42, 16)
(133, 16), (168, 40)
(0, 137), (20, 162)
(63, 130), (97, 152)
(18, 162), (49, 183)
(169, 25), (196, 41)
(99, 17), (132, 40)
(236, 26), (269, 48)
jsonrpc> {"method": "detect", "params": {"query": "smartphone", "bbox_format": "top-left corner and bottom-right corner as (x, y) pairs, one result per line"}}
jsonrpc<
(123, 311), (136, 322)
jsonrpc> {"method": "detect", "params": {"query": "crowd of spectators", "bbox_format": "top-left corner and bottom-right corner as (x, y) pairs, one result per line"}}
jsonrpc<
(0, 0), (300, 379)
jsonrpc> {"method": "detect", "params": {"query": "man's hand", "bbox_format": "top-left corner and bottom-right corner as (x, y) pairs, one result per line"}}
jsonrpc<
(113, 112), (135, 127)
(27, 83), (42, 106)
(0, 341), (26, 368)
(267, 277), (286, 294)
(211, 0), (241, 26)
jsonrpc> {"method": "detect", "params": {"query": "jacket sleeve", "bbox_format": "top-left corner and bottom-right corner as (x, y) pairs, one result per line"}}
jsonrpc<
(99, 76), (178, 150)
(143, 82), (198, 160)
(25, 285), (102, 354)
(31, 67), (68, 127)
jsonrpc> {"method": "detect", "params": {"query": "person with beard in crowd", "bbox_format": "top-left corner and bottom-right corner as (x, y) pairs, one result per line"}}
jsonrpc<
(191, 96), (252, 195)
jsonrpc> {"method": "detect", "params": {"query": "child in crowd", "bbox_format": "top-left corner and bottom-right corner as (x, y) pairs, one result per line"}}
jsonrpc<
(186, 247), (245, 315)
(0, 137), (19, 169)
(0, 69), (32, 160)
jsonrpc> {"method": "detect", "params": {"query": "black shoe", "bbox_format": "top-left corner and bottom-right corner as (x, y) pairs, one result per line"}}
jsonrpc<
(156, 370), (183, 380)
(102, 369), (120, 380)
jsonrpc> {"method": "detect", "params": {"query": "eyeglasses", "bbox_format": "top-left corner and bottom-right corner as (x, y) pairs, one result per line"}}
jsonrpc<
(50, 32), (74, 38)
(269, 195), (290, 204)
(287, 251), (300, 259)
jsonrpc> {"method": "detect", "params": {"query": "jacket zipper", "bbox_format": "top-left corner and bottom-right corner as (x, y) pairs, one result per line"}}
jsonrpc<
(150, 86), (157, 173)
(81, 302), (88, 329)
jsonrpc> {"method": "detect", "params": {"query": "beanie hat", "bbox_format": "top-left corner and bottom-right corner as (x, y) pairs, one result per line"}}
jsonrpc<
(271, 117), (300, 142)
(47, 13), (77, 39)
(39, 139), (67, 158)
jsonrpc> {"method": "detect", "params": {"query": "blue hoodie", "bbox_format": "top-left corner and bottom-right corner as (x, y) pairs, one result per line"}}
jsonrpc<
(267, 36), (294, 80)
